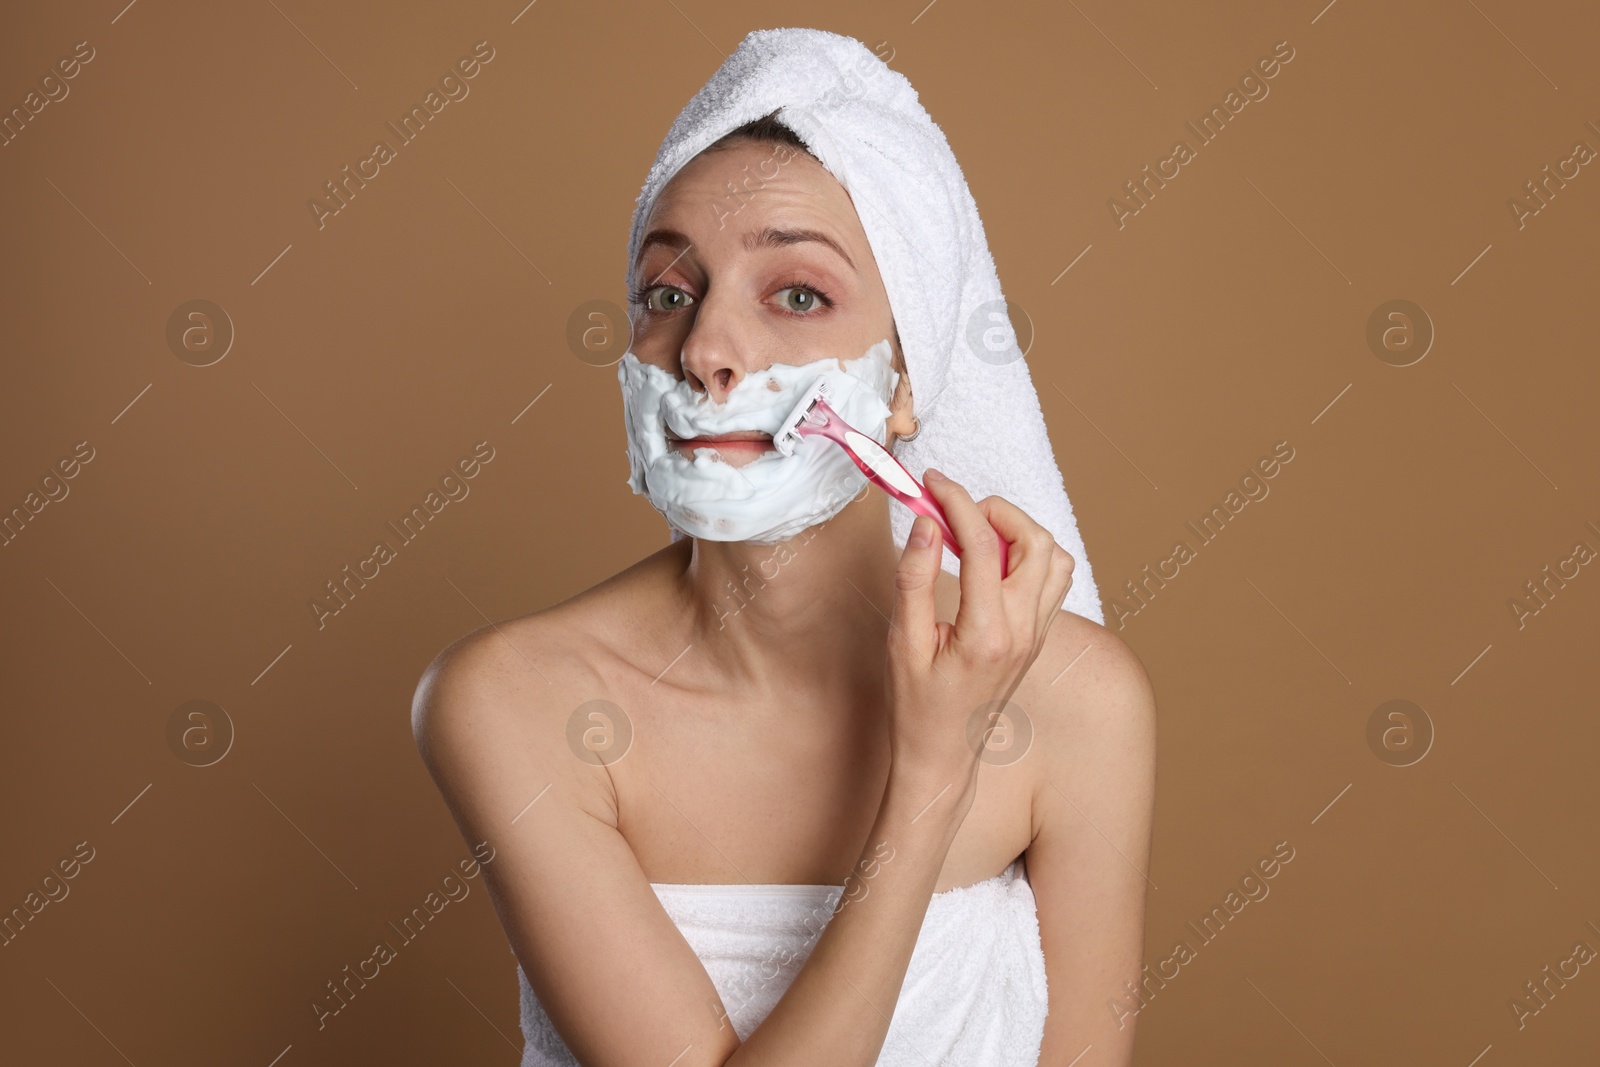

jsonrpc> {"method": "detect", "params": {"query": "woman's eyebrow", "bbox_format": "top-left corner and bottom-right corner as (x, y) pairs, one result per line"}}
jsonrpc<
(634, 226), (856, 274)
(742, 227), (856, 272)
(635, 229), (695, 282)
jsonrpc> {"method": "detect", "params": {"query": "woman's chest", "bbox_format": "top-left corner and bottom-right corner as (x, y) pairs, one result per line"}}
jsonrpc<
(605, 694), (1037, 892)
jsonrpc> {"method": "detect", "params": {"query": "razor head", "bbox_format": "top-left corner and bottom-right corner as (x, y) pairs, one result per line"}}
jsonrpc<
(772, 376), (835, 457)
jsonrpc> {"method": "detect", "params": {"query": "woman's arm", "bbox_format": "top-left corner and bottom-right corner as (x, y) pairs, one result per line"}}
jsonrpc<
(412, 624), (976, 1067)
(413, 629), (742, 1065)
(1028, 619), (1158, 1067)
(736, 479), (1079, 1064)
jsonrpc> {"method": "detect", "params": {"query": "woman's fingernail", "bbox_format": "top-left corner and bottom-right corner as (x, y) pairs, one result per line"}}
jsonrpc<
(909, 516), (933, 547)
(925, 467), (943, 483)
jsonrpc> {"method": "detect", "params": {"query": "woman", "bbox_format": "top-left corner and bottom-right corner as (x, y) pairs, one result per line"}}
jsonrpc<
(413, 28), (1156, 1067)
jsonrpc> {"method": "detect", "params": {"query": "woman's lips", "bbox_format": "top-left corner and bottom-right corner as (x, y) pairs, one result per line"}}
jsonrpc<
(669, 430), (774, 452)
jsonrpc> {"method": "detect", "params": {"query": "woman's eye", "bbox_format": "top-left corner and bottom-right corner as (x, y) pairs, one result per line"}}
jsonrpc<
(775, 287), (822, 313)
(643, 286), (694, 312)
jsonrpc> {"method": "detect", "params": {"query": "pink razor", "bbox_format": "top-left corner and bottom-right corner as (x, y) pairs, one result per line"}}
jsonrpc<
(773, 376), (1011, 578)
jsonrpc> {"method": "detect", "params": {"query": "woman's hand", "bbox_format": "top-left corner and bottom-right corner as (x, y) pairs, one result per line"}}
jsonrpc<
(885, 467), (1077, 802)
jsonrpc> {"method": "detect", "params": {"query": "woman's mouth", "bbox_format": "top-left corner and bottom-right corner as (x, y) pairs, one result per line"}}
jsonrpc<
(668, 429), (775, 454)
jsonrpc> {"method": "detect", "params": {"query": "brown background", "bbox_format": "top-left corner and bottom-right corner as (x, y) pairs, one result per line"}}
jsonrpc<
(3, 0), (1597, 1064)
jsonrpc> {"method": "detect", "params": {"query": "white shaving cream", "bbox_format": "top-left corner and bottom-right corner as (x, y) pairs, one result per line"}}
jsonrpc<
(617, 338), (899, 542)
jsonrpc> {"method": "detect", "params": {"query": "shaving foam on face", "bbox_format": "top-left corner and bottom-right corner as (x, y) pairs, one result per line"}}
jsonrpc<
(617, 339), (899, 542)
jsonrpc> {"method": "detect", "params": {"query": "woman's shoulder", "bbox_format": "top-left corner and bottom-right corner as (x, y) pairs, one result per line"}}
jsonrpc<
(410, 543), (682, 741)
(1017, 608), (1157, 833)
(1028, 608), (1155, 711)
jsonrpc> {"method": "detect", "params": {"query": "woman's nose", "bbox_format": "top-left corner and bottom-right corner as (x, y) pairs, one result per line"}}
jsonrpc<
(679, 296), (751, 402)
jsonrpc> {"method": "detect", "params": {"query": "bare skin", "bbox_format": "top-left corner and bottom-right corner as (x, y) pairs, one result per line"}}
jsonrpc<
(412, 140), (1157, 1066)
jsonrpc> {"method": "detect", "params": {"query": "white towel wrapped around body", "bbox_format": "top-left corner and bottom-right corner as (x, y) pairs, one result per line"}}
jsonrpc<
(625, 27), (1104, 624)
(517, 858), (1048, 1065)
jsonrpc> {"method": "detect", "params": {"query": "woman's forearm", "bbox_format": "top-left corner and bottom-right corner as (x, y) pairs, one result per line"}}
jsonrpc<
(721, 767), (975, 1067)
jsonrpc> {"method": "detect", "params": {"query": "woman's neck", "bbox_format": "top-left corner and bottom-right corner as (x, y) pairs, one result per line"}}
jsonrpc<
(669, 490), (906, 693)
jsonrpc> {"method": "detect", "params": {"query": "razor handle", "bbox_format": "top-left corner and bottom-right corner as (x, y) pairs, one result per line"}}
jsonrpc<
(804, 399), (1011, 578)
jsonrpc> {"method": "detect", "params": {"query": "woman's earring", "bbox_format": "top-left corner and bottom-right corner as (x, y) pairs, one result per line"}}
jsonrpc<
(898, 414), (921, 443)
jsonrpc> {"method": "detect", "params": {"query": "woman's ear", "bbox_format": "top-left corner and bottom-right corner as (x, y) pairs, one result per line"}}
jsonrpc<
(886, 336), (916, 442)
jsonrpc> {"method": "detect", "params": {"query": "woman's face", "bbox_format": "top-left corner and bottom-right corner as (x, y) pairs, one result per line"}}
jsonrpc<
(629, 139), (913, 467)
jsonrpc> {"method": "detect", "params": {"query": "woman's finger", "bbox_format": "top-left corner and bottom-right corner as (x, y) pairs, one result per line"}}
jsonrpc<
(922, 468), (1003, 633)
(978, 495), (1063, 650)
(1039, 546), (1076, 636)
(974, 495), (1053, 586)
(889, 514), (944, 669)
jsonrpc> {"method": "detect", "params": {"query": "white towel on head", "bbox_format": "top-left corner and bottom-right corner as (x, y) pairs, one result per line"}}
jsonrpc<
(625, 27), (1104, 624)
